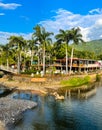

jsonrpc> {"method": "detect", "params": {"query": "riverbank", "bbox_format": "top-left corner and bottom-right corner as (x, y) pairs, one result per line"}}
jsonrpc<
(0, 70), (102, 94)
(0, 75), (63, 95)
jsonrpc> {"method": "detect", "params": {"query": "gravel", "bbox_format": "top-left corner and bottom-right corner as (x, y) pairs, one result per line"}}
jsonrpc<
(0, 97), (37, 128)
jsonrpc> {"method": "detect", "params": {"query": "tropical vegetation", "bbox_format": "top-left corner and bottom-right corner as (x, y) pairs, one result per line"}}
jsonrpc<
(0, 25), (102, 75)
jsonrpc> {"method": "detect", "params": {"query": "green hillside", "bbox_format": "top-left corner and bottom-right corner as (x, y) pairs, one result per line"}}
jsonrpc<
(74, 39), (102, 55)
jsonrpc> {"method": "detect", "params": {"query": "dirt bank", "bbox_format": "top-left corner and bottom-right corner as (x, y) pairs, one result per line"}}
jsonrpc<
(0, 71), (102, 94)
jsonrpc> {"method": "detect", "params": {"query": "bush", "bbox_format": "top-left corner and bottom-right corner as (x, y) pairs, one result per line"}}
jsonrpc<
(96, 74), (101, 82)
(21, 69), (37, 75)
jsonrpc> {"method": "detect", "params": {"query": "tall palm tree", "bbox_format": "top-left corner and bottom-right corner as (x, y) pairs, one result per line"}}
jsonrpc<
(8, 36), (25, 74)
(55, 29), (72, 74)
(27, 39), (36, 66)
(33, 25), (53, 75)
(21, 39), (28, 71)
(69, 27), (84, 74)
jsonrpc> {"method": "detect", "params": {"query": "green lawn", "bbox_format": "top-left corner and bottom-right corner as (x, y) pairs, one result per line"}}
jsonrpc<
(61, 76), (90, 89)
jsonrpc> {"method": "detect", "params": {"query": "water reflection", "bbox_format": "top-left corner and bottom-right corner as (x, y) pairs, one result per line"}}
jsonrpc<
(7, 84), (102, 130)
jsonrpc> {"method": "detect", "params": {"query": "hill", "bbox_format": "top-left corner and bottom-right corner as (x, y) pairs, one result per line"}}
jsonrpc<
(74, 39), (102, 55)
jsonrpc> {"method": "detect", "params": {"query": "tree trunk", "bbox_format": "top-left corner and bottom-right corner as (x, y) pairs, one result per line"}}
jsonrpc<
(43, 44), (45, 76)
(69, 47), (74, 74)
(24, 50), (26, 71)
(31, 50), (33, 66)
(17, 52), (20, 74)
(66, 44), (68, 74)
(17, 43), (21, 74)
(38, 54), (40, 70)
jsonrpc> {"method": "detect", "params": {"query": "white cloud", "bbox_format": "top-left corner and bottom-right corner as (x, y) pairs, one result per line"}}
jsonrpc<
(89, 8), (102, 14)
(0, 2), (21, 10)
(95, 19), (102, 25)
(39, 8), (102, 41)
(0, 31), (32, 44)
(100, 35), (102, 38)
(0, 8), (102, 44)
(79, 27), (91, 41)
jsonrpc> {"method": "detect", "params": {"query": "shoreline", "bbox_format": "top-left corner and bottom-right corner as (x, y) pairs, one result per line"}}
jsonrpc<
(0, 75), (63, 95)
(0, 71), (102, 94)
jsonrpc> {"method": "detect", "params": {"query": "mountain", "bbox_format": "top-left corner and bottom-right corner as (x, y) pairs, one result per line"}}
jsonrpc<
(74, 39), (102, 55)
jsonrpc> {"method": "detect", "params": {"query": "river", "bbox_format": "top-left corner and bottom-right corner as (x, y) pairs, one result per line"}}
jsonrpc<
(2, 82), (100, 130)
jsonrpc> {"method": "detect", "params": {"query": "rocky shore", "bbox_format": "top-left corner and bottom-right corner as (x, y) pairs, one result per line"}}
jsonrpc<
(0, 97), (37, 129)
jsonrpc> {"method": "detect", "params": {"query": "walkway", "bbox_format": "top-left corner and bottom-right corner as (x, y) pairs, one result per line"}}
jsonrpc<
(0, 65), (17, 74)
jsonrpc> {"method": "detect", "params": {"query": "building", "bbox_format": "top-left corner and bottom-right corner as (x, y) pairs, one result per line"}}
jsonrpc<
(53, 58), (101, 73)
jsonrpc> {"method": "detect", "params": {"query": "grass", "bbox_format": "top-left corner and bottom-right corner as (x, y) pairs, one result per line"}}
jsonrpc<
(61, 76), (90, 89)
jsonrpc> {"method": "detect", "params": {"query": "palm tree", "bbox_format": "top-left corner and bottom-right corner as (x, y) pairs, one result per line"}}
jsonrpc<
(69, 27), (84, 74)
(8, 36), (25, 74)
(27, 39), (36, 66)
(55, 29), (72, 74)
(33, 25), (53, 75)
(21, 39), (29, 71)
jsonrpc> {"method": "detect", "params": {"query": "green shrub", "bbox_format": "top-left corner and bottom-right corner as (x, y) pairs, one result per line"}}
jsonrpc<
(96, 74), (101, 82)
(21, 69), (37, 75)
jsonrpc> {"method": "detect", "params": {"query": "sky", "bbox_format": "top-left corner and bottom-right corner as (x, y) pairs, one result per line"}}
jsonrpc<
(0, 0), (102, 44)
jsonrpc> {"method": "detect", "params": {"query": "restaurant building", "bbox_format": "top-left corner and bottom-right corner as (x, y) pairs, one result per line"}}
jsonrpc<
(52, 58), (101, 73)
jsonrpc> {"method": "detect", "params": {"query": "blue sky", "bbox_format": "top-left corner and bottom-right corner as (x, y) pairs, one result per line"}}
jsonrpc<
(0, 0), (102, 44)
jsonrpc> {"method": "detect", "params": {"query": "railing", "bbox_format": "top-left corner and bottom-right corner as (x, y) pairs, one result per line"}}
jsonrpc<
(79, 64), (100, 68)
(0, 65), (17, 74)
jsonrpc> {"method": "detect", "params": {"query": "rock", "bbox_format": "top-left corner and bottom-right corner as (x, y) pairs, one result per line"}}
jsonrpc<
(52, 92), (65, 100)
(55, 94), (64, 100)
(0, 97), (37, 127)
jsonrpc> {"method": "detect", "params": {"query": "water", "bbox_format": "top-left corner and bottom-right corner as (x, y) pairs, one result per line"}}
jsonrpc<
(4, 83), (102, 130)
(0, 86), (12, 97)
